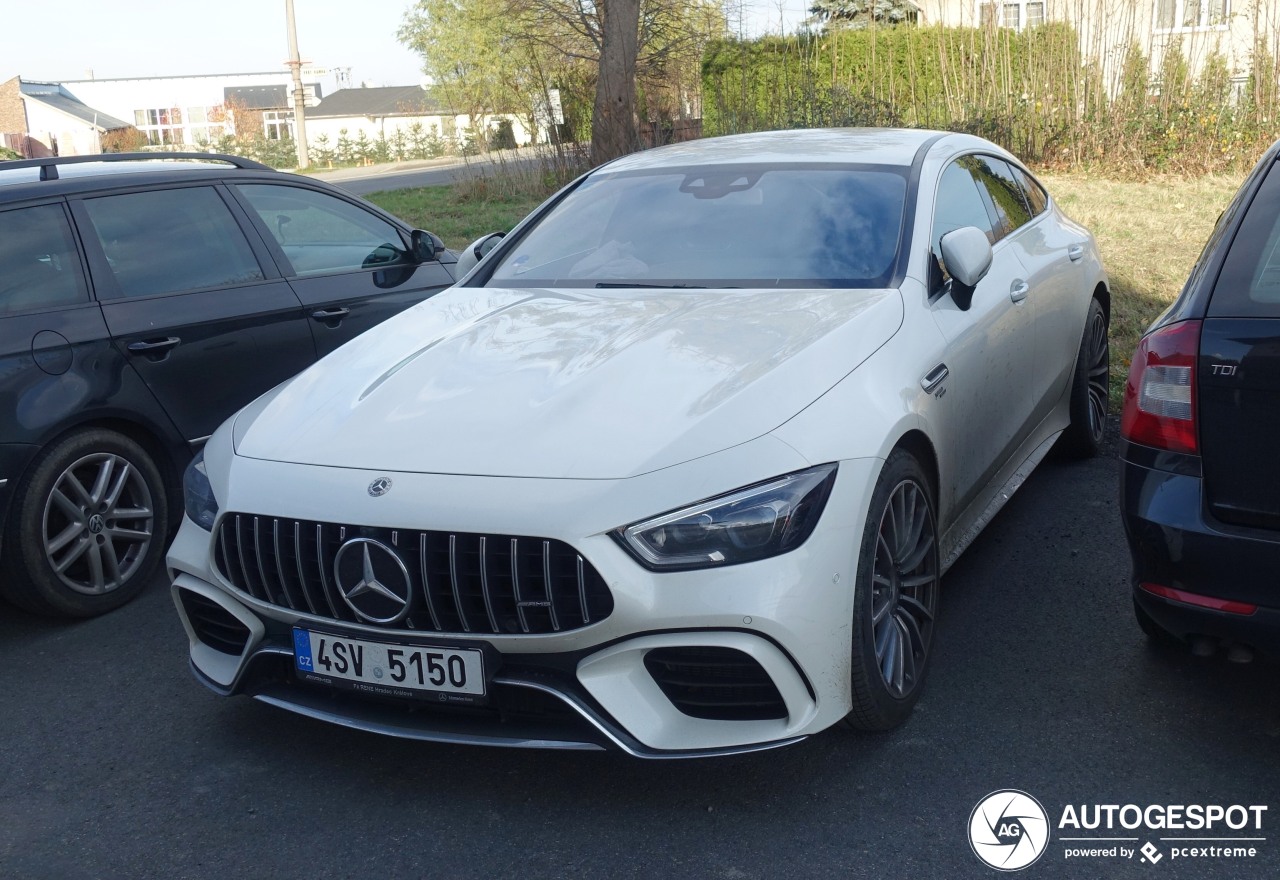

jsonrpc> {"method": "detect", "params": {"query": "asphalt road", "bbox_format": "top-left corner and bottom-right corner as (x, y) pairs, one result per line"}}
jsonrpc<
(3, 427), (1278, 879)
(312, 151), (539, 196)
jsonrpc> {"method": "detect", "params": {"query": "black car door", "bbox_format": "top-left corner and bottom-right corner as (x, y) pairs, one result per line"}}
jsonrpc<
(0, 200), (143, 445)
(73, 184), (317, 443)
(228, 182), (455, 358)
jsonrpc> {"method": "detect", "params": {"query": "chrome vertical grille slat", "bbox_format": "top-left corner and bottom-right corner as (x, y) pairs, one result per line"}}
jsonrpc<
(478, 536), (500, 633)
(271, 519), (299, 610)
(252, 517), (275, 605)
(510, 537), (530, 634)
(576, 555), (590, 625)
(234, 515), (257, 601)
(293, 522), (319, 615)
(542, 540), (561, 632)
(448, 534), (471, 633)
(418, 534), (443, 631)
(213, 516), (612, 636)
(316, 523), (343, 620)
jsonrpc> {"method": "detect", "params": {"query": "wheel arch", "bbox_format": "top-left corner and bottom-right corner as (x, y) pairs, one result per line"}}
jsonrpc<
(2, 415), (188, 545)
(1092, 281), (1110, 320)
(889, 428), (939, 507)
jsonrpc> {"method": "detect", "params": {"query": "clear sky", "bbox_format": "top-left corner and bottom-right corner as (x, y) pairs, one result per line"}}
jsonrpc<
(0, 0), (810, 89)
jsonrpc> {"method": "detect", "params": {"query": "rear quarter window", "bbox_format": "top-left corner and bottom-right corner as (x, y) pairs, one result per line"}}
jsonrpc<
(0, 203), (89, 314)
(1208, 161), (1280, 318)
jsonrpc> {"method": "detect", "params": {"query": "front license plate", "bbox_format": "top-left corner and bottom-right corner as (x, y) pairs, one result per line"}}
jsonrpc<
(292, 628), (485, 700)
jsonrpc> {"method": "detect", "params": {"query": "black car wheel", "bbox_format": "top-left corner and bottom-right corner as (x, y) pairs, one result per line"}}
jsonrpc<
(1, 429), (169, 617)
(1058, 298), (1110, 458)
(843, 450), (939, 731)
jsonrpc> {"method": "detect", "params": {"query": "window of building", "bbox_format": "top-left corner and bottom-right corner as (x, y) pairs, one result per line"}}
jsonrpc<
(1155, 0), (1229, 29)
(263, 110), (295, 141)
(133, 107), (184, 145)
(980, 0), (1045, 29)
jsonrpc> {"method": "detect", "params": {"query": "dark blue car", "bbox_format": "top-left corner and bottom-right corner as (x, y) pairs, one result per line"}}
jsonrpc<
(1121, 139), (1280, 661)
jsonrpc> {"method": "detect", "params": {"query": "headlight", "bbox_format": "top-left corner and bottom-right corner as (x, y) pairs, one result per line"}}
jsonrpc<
(614, 463), (838, 571)
(183, 449), (220, 532)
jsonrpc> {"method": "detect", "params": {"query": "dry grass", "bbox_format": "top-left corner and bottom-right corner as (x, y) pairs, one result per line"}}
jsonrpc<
(1041, 173), (1240, 400)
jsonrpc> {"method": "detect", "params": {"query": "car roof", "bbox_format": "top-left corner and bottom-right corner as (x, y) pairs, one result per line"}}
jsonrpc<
(0, 152), (280, 201)
(602, 128), (957, 172)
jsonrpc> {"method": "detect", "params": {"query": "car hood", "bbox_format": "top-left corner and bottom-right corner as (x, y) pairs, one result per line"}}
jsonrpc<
(233, 286), (902, 479)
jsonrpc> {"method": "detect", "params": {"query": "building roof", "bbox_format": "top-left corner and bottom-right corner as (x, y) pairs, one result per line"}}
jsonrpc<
(19, 81), (130, 131)
(310, 86), (452, 119)
(224, 85), (290, 111)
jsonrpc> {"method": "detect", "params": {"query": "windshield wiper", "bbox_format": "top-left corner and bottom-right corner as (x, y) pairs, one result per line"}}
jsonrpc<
(594, 282), (719, 289)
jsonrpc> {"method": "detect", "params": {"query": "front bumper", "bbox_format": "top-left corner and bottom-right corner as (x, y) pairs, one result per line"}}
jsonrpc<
(1120, 441), (1280, 656)
(168, 452), (880, 757)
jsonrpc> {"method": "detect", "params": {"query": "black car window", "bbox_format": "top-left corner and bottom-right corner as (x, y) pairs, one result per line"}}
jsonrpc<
(1209, 161), (1280, 317)
(486, 165), (908, 289)
(82, 187), (264, 299)
(933, 160), (997, 253)
(1011, 165), (1049, 217)
(235, 184), (411, 277)
(0, 204), (88, 315)
(965, 155), (1033, 238)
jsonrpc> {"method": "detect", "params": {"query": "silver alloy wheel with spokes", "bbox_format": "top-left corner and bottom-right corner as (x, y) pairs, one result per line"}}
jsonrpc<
(1084, 303), (1110, 443)
(869, 478), (939, 698)
(42, 452), (155, 595)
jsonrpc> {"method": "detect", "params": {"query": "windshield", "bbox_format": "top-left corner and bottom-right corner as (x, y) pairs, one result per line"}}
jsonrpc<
(486, 164), (908, 289)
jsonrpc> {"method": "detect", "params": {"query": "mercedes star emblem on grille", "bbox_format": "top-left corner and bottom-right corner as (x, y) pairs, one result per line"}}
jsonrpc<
(333, 538), (412, 624)
(368, 477), (393, 497)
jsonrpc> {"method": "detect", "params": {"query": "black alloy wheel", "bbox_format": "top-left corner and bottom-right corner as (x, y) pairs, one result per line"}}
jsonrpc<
(0, 429), (169, 617)
(1059, 298), (1110, 458)
(844, 449), (940, 731)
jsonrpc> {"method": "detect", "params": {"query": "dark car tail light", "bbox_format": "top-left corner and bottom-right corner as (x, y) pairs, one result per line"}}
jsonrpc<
(1121, 320), (1201, 454)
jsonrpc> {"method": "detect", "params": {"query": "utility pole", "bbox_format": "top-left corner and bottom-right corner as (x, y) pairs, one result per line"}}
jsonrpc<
(285, 0), (310, 168)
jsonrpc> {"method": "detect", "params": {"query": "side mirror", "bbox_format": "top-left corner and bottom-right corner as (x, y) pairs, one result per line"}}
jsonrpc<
(410, 229), (446, 263)
(455, 231), (506, 278)
(939, 226), (993, 310)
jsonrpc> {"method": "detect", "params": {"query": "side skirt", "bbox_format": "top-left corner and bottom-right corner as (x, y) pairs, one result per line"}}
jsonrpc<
(939, 428), (1063, 573)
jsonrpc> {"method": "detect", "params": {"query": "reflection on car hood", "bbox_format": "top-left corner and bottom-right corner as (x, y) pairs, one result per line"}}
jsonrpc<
(234, 286), (903, 479)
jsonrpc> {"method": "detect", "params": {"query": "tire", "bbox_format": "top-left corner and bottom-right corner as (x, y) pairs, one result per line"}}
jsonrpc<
(1057, 298), (1109, 459)
(0, 429), (169, 617)
(842, 449), (940, 731)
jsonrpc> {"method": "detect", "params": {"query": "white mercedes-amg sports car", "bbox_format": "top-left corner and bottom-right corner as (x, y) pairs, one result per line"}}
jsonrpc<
(169, 129), (1109, 757)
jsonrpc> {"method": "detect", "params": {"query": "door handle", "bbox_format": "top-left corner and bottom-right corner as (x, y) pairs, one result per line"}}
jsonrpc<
(1068, 244), (1085, 262)
(1010, 280), (1030, 303)
(127, 337), (181, 353)
(921, 363), (949, 393)
(310, 307), (351, 322)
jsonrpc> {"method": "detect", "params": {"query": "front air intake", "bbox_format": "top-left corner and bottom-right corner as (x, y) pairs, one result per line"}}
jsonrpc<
(645, 647), (787, 721)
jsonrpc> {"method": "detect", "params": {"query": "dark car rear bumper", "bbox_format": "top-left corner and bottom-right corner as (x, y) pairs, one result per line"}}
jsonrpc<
(1121, 441), (1280, 656)
(0, 442), (38, 534)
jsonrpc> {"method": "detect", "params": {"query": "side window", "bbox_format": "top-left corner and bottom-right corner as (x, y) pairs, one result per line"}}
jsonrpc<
(236, 184), (410, 277)
(967, 156), (1032, 237)
(82, 187), (264, 299)
(933, 160), (997, 254)
(0, 204), (88, 314)
(1011, 165), (1049, 217)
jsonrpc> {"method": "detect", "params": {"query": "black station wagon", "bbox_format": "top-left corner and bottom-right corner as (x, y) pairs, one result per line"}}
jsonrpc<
(0, 152), (455, 617)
